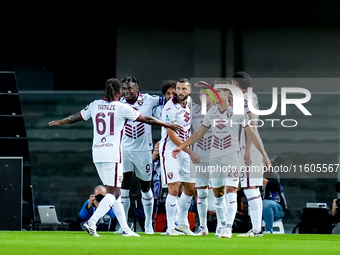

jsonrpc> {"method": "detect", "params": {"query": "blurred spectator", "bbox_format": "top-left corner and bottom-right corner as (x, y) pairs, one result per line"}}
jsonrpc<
(330, 185), (340, 234)
(262, 171), (287, 233)
(77, 185), (116, 231)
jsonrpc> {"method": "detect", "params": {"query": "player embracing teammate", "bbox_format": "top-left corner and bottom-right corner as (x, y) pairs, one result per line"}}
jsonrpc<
(118, 76), (165, 235)
(159, 78), (200, 235)
(49, 78), (183, 237)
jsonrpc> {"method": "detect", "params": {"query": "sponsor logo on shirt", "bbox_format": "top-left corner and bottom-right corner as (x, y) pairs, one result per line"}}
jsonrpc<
(94, 137), (113, 148)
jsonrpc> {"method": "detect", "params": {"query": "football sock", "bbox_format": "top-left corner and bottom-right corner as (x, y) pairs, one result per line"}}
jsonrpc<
(215, 195), (227, 226)
(120, 189), (130, 221)
(141, 189), (154, 227)
(176, 192), (193, 226)
(244, 188), (262, 233)
(226, 192), (237, 229)
(224, 191), (228, 221)
(165, 194), (178, 229)
(197, 188), (208, 228)
(112, 197), (131, 233)
(88, 193), (115, 228)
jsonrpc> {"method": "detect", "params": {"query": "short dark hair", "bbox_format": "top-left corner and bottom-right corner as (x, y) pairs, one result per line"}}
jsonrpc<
(121, 76), (140, 85)
(177, 78), (190, 85)
(105, 78), (121, 102)
(232, 71), (251, 89)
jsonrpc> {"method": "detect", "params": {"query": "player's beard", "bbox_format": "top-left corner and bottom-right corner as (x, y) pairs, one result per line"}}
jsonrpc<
(176, 93), (189, 102)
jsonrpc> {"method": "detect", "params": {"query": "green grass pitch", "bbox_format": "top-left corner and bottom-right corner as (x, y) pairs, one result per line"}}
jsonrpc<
(1, 231), (340, 255)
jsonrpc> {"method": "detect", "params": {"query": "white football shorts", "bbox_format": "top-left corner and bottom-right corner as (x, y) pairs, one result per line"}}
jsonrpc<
(210, 152), (242, 188)
(160, 148), (195, 185)
(240, 149), (264, 188)
(122, 150), (153, 181)
(94, 162), (123, 187)
(191, 161), (210, 188)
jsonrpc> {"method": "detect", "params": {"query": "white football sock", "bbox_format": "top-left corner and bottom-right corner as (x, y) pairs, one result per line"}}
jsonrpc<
(197, 188), (208, 228)
(244, 188), (262, 233)
(112, 197), (130, 233)
(176, 192), (193, 226)
(226, 192), (237, 229)
(215, 195), (226, 226)
(120, 189), (130, 221)
(165, 194), (178, 229)
(141, 189), (154, 227)
(88, 193), (115, 227)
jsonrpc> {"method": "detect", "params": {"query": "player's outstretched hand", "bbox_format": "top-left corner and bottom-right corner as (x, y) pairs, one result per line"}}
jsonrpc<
(168, 120), (184, 134)
(48, 120), (63, 126)
(172, 147), (182, 159)
(194, 81), (210, 88)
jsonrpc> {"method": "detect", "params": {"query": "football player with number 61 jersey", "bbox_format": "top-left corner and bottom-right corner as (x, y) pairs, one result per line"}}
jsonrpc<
(48, 78), (182, 237)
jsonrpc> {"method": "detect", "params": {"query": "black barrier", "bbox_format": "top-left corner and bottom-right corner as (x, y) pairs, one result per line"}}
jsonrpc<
(0, 157), (23, 230)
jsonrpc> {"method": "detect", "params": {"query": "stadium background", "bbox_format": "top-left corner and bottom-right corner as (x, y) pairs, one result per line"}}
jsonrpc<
(1, 1), (340, 232)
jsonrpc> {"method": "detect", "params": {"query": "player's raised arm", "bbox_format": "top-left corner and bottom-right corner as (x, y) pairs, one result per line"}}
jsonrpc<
(137, 115), (184, 133)
(244, 126), (271, 167)
(48, 112), (83, 126)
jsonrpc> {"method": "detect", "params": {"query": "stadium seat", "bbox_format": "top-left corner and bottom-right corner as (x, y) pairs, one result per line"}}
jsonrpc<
(261, 219), (285, 234)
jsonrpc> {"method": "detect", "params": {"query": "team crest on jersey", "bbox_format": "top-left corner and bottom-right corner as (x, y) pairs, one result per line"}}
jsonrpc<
(167, 172), (173, 179)
(226, 111), (233, 118)
(101, 137), (106, 143)
(137, 99), (144, 106)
